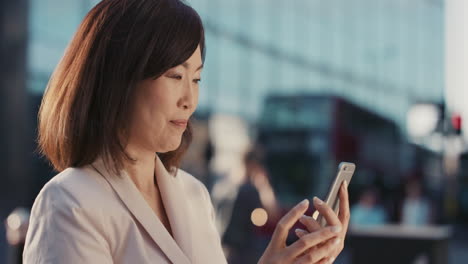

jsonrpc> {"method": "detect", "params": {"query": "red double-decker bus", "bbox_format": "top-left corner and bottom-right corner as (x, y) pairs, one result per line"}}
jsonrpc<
(257, 94), (402, 210)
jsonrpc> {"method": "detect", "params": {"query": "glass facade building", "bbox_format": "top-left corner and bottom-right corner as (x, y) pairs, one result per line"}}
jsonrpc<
(28, 0), (444, 131)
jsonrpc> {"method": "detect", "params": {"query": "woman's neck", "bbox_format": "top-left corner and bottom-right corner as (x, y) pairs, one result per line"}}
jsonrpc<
(124, 143), (158, 195)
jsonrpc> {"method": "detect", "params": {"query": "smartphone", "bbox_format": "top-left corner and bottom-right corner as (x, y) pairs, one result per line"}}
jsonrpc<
(313, 162), (355, 227)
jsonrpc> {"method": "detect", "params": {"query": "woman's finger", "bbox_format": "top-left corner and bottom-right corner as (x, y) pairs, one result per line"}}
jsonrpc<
(299, 215), (321, 233)
(270, 199), (309, 249)
(293, 235), (341, 264)
(338, 180), (350, 228)
(295, 228), (308, 238)
(317, 257), (335, 264)
(314, 197), (341, 227)
(294, 256), (333, 264)
(285, 225), (341, 259)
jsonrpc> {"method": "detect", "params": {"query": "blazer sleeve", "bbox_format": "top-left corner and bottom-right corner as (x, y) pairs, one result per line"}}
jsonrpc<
(199, 181), (217, 225)
(23, 181), (113, 264)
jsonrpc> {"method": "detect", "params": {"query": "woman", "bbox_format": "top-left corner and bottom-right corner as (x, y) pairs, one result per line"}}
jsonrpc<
(23, 0), (350, 263)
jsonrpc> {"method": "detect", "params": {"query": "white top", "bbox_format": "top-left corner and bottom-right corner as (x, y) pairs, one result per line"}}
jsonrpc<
(23, 156), (227, 264)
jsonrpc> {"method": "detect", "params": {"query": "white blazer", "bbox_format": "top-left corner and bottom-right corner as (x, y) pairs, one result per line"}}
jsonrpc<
(23, 156), (227, 264)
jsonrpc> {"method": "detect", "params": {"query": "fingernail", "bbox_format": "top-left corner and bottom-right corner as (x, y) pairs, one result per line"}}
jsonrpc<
(299, 215), (310, 224)
(333, 238), (340, 246)
(299, 199), (309, 206)
(299, 215), (305, 225)
(295, 228), (307, 237)
(313, 197), (324, 205)
(331, 225), (342, 233)
(344, 180), (348, 189)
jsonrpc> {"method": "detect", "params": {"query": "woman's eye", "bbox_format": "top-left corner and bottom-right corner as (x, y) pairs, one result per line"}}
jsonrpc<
(171, 75), (182, 80)
(193, 78), (201, 84)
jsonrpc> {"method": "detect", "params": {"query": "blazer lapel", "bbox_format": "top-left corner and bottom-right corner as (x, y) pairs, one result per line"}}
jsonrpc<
(90, 158), (190, 264)
(154, 156), (194, 261)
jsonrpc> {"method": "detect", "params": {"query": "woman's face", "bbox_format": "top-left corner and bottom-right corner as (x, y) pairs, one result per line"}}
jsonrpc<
(128, 46), (202, 153)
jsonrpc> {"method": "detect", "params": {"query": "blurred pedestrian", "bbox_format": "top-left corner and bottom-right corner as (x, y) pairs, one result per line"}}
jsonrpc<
(223, 148), (281, 263)
(401, 179), (432, 225)
(350, 187), (388, 226)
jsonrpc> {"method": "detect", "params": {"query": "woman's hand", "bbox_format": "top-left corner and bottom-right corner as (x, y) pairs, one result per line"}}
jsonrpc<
(294, 181), (350, 263)
(258, 199), (342, 264)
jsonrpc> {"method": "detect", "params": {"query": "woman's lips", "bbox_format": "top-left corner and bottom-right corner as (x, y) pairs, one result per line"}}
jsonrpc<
(170, 120), (187, 128)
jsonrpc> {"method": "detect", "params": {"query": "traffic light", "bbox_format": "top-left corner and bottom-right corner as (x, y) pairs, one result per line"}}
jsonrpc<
(451, 114), (462, 135)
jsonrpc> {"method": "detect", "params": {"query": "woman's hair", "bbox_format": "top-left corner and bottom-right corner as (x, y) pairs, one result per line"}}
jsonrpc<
(38, 0), (205, 174)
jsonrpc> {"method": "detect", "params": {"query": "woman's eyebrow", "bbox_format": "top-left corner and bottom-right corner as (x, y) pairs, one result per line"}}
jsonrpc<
(182, 62), (204, 71)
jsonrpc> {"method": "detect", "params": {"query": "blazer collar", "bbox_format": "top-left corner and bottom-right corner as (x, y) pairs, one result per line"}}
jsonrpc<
(154, 156), (194, 261)
(90, 155), (193, 264)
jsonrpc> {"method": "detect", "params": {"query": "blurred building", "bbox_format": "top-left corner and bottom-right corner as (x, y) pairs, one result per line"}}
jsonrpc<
(191, 0), (444, 128)
(29, 0), (444, 129)
(26, 0), (446, 191)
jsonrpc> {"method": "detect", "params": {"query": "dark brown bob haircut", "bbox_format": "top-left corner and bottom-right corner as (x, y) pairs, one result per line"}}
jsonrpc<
(38, 0), (205, 174)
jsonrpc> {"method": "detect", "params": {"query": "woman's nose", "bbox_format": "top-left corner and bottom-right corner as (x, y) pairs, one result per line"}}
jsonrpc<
(178, 81), (197, 110)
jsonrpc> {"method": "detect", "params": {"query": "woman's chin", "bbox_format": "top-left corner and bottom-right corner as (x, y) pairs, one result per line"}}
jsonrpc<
(157, 140), (181, 153)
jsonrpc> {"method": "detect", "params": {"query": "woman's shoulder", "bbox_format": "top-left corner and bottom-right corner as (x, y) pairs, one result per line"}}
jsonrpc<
(176, 169), (210, 200)
(33, 166), (117, 212)
(175, 169), (216, 221)
(24, 167), (118, 263)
